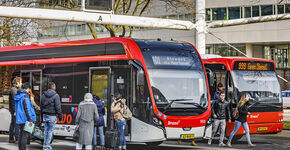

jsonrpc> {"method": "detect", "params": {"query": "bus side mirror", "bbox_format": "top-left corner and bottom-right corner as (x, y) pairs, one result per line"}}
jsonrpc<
(206, 68), (214, 86)
(137, 70), (144, 86)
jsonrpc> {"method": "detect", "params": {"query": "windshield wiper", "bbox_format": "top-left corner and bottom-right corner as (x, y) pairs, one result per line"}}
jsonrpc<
(163, 99), (193, 111)
(176, 102), (207, 110)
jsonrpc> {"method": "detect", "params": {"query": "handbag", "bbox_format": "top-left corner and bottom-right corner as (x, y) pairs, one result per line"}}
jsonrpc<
(73, 125), (79, 141)
(24, 121), (35, 134)
(122, 105), (132, 120)
(232, 107), (239, 119)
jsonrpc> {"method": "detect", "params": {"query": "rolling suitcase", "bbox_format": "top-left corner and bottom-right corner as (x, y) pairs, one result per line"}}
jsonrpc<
(105, 129), (120, 150)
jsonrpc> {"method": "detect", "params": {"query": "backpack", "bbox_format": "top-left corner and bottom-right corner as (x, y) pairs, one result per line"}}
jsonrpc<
(232, 107), (239, 119)
(120, 105), (132, 120)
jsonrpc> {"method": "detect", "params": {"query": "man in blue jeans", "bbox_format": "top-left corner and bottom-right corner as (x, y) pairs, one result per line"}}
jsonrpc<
(111, 94), (127, 150)
(41, 82), (62, 150)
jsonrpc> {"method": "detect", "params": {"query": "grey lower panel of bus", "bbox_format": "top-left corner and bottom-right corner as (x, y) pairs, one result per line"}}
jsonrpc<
(131, 117), (166, 142)
(53, 117), (166, 143)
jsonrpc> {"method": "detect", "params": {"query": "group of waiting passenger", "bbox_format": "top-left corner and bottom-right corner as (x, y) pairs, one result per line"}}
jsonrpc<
(8, 76), (129, 150)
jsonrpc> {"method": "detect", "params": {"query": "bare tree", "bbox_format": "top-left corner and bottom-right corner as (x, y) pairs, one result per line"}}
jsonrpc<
(0, 0), (38, 46)
(37, 0), (195, 38)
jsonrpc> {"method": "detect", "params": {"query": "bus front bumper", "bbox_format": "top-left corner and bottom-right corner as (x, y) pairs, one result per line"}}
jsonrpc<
(165, 126), (205, 140)
(226, 122), (283, 136)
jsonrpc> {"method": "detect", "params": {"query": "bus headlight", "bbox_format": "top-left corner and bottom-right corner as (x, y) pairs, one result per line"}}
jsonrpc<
(153, 116), (163, 126)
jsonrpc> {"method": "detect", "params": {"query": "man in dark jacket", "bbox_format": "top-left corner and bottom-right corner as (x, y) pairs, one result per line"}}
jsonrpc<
(208, 91), (231, 147)
(8, 77), (22, 143)
(15, 82), (36, 150)
(41, 82), (62, 150)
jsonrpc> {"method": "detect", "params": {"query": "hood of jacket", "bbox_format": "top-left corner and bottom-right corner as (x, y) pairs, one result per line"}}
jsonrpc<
(42, 89), (57, 105)
(44, 89), (57, 98)
(15, 88), (28, 102)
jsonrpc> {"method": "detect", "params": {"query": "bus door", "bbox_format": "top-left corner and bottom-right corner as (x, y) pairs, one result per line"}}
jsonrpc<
(20, 70), (42, 125)
(110, 66), (132, 139)
(89, 67), (111, 129)
(204, 64), (227, 101)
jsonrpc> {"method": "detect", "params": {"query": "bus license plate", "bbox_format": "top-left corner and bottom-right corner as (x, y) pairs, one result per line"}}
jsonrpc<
(257, 127), (268, 131)
(180, 134), (194, 139)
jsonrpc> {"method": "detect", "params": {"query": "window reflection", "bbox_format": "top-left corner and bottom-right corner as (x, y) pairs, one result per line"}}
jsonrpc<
(228, 7), (241, 20)
(212, 8), (227, 20)
(261, 5), (273, 16)
(244, 7), (251, 18)
(252, 6), (260, 17)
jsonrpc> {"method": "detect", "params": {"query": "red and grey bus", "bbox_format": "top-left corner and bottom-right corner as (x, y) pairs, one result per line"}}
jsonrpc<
(0, 37), (210, 145)
(203, 57), (283, 140)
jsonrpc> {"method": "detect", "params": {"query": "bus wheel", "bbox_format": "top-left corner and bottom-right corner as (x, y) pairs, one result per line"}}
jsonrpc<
(146, 141), (163, 148)
(232, 135), (243, 142)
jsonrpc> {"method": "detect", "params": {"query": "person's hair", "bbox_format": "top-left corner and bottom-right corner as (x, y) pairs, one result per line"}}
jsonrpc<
(22, 82), (31, 90)
(94, 95), (100, 100)
(48, 82), (56, 89)
(114, 93), (122, 100)
(217, 83), (223, 88)
(220, 91), (225, 95)
(12, 77), (22, 86)
(237, 94), (248, 108)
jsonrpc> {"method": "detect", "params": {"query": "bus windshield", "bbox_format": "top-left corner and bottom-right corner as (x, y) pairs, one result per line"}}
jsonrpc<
(148, 69), (208, 109)
(231, 71), (282, 103)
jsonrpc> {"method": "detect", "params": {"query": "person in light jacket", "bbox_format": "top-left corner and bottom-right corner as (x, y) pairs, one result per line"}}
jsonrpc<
(111, 93), (127, 150)
(75, 93), (99, 150)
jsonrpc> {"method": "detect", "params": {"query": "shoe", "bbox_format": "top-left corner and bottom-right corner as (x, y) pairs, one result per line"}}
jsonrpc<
(207, 139), (212, 145)
(219, 143), (226, 147)
(9, 140), (15, 143)
(248, 143), (256, 147)
(191, 141), (197, 146)
(226, 141), (232, 147)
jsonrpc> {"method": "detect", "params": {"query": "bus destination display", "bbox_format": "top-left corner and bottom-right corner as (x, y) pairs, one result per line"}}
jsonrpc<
(152, 55), (194, 67)
(233, 61), (274, 71)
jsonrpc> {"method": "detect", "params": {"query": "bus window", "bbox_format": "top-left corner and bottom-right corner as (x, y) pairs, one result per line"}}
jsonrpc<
(90, 69), (109, 106)
(133, 68), (153, 124)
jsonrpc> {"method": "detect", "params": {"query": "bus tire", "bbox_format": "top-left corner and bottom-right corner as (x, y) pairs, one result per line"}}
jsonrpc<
(231, 135), (243, 142)
(146, 141), (163, 148)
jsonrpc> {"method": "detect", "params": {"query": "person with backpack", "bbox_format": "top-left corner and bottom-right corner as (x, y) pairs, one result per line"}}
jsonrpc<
(92, 95), (105, 150)
(15, 82), (36, 150)
(226, 93), (255, 148)
(75, 93), (99, 150)
(41, 82), (62, 150)
(111, 93), (132, 150)
(8, 77), (22, 143)
(208, 91), (231, 147)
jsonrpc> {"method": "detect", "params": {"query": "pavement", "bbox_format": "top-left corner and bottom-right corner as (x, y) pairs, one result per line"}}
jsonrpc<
(0, 130), (290, 150)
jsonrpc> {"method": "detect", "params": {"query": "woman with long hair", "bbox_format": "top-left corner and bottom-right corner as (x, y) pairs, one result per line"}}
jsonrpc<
(226, 93), (255, 147)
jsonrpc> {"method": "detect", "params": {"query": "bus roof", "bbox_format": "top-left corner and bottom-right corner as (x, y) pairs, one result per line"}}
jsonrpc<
(0, 37), (195, 66)
(202, 57), (276, 71)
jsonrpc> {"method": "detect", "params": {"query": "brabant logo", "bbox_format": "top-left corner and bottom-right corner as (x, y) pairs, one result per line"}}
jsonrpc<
(168, 120), (180, 125)
(250, 114), (260, 118)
